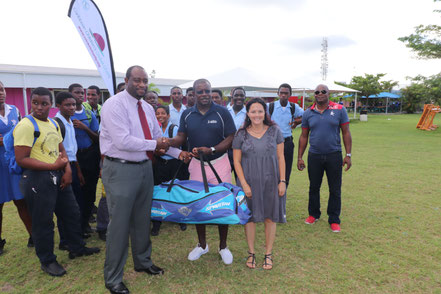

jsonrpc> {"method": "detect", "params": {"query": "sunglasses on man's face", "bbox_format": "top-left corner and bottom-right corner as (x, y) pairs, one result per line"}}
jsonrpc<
(196, 89), (211, 95)
(314, 90), (327, 95)
(234, 94), (245, 98)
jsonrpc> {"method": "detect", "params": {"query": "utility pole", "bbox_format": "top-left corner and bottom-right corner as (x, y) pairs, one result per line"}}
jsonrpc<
(320, 37), (328, 81)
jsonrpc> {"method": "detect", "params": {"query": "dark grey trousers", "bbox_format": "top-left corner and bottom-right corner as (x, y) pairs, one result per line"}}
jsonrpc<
(102, 158), (154, 287)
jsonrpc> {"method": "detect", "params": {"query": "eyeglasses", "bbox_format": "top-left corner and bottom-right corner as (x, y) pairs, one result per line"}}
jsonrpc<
(234, 94), (245, 98)
(171, 92), (181, 95)
(195, 89), (211, 95)
(314, 90), (327, 95)
(279, 91), (290, 95)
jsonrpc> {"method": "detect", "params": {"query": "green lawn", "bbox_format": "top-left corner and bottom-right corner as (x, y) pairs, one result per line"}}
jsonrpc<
(1, 114), (441, 293)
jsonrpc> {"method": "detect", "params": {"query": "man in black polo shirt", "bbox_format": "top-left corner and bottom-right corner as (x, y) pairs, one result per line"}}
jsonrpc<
(297, 84), (352, 233)
(170, 79), (236, 265)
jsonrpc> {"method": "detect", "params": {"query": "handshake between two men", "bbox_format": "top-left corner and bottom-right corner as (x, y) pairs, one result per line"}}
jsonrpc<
(154, 137), (215, 164)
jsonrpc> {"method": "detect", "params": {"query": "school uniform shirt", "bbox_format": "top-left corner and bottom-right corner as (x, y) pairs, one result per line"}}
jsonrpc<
(169, 103), (186, 127)
(55, 112), (78, 162)
(228, 106), (247, 131)
(269, 100), (304, 138)
(14, 116), (62, 164)
(0, 104), (23, 203)
(71, 106), (99, 149)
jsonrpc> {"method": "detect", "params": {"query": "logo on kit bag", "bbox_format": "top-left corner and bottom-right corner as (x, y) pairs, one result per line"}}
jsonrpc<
(178, 207), (192, 216)
(199, 195), (233, 215)
(151, 205), (173, 219)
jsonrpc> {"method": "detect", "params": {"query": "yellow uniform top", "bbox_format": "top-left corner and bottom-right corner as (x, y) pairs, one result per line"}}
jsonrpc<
(13, 116), (62, 164)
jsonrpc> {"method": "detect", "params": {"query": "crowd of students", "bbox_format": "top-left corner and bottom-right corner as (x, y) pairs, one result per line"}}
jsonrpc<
(0, 69), (351, 293)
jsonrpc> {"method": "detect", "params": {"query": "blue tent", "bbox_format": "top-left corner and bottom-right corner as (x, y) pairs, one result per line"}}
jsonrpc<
(367, 92), (401, 99)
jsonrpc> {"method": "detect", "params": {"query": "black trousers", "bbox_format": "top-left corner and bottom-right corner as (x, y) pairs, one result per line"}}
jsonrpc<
(20, 170), (85, 265)
(307, 152), (343, 224)
(59, 162), (86, 246)
(153, 157), (189, 185)
(77, 144), (100, 225)
(284, 136), (294, 187)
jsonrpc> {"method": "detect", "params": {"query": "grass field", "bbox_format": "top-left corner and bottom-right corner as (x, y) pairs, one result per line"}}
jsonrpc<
(1, 114), (440, 294)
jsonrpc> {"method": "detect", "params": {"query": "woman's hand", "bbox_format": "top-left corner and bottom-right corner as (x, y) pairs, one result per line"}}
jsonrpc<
(278, 182), (286, 197)
(242, 183), (252, 198)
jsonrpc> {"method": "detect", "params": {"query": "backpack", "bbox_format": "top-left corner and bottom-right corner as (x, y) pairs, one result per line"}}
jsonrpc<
(168, 123), (177, 138)
(269, 101), (296, 117)
(3, 115), (59, 175)
(53, 117), (66, 140)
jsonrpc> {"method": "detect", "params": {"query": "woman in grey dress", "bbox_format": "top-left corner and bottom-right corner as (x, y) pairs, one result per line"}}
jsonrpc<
(232, 98), (286, 270)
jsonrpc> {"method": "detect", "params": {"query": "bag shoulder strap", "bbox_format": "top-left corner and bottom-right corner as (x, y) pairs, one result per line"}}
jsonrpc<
(289, 102), (296, 117)
(25, 115), (40, 145)
(168, 124), (176, 138)
(53, 117), (66, 140)
(269, 102), (275, 116)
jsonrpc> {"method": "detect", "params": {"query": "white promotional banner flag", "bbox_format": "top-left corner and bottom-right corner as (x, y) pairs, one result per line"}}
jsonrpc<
(68, 0), (116, 95)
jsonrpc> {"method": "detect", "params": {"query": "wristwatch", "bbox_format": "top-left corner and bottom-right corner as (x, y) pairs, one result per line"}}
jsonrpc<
(211, 147), (216, 154)
(346, 153), (351, 158)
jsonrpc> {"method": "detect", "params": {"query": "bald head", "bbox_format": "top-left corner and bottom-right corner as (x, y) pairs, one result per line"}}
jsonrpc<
(314, 84), (330, 105)
(315, 84), (329, 92)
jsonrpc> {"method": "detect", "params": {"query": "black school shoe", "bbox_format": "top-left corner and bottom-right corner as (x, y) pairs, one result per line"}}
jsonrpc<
(0, 239), (5, 255)
(106, 282), (130, 294)
(41, 261), (66, 277)
(134, 264), (164, 275)
(68, 246), (100, 259)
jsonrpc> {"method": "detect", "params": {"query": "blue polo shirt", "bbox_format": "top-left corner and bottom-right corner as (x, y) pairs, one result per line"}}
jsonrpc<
(301, 101), (349, 155)
(71, 106), (99, 149)
(228, 106), (247, 131)
(269, 100), (304, 138)
(179, 102), (236, 161)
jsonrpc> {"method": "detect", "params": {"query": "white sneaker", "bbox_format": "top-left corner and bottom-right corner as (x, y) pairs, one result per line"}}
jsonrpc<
(219, 247), (233, 265)
(188, 244), (209, 261)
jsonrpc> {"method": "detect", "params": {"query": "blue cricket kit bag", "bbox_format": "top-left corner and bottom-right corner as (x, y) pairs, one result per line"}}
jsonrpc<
(151, 154), (251, 225)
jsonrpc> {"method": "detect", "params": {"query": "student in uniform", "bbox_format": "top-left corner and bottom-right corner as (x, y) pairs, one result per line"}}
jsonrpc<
(0, 80), (33, 254)
(54, 92), (89, 249)
(14, 87), (99, 277)
(69, 83), (100, 234)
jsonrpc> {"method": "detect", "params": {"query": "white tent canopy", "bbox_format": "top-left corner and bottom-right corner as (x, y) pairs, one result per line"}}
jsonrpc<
(179, 67), (279, 92)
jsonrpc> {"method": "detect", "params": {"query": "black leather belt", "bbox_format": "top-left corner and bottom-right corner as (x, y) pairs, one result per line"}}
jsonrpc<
(284, 136), (293, 141)
(105, 156), (149, 164)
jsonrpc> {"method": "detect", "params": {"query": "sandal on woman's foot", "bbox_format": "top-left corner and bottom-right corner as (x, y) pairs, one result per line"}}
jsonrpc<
(246, 251), (256, 269)
(263, 253), (273, 270)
